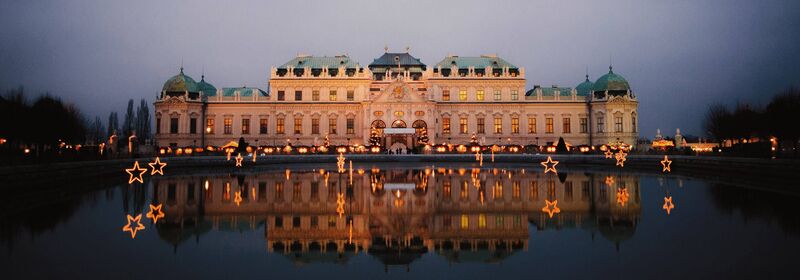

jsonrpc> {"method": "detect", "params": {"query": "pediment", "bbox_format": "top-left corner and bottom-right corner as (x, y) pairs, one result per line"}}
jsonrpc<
(372, 80), (428, 103)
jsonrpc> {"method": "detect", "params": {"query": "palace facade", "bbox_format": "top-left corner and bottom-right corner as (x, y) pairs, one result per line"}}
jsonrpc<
(154, 51), (639, 150)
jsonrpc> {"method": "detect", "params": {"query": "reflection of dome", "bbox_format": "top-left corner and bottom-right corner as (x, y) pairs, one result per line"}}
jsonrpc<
(593, 66), (631, 92)
(439, 249), (518, 263)
(368, 237), (427, 266)
(156, 218), (212, 247)
(196, 75), (216, 96)
(575, 75), (594, 97)
(162, 68), (198, 92)
(597, 217), (637, 246)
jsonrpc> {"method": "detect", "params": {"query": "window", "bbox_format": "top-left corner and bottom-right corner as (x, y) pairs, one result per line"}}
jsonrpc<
(274, 182), (283, 200)
(443, 180), (451, 199)
(460, 181), (469, 200)
(346, 118), (354, 134)
(260, 118), (268, 134)
(477, 117), (485, 134)
(442, 117), (451, 134)
(294, 118), (302, 134)
(511, 117), (519, 134)
(346, 90), (354, 101)
(580, 118), (588, 133)
(442, 90), (450, 101)
(292, 216), (301, 228)
(545, 118), (553, 134)
(294, 90), (302, 101)
(190, 118), (197, 134)
(223, 118), (232, 134)
(277, 90), (285, 101)
(528, 117), (536, 134)
(476, 90), (484, 101)
(565, 181), (573, 202)
(632, 115), (637, 132)
(597, 117), (605, 133)
(494, 117), (502, 134)
(241, 118), (250, 134)
(511, 90), (518, 100)
(529, 181), (538, 201)
(494, 181), (503, 199)
(459, 90), (467, 101)
(311, 118), (319, 134)
(459, 117), (468, 134)
(312, 90), (320, 101)
(329, 90), (337, 101)
(479, 214), (487, 229)
(461, 215), (469, 229)
(615, 117), (623, 132)
(274, 217), (283, 228)
(311, 216), (318, 229)
(513, 181), (521, 200)
(494, 90), (501, 100)
(329, 118), (337, 134)
(563, 117), (571, 134)
(276, 117), (285, 134)
(328, 216), (337, 228)
(170, 118), (178, 134)
(206, 118), (214, 134)
(258, 182), (267, 201)
(156, 118), (161, 134)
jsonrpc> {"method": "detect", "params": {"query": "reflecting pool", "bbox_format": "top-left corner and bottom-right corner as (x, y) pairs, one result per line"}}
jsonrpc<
(2, 163), (799, 279)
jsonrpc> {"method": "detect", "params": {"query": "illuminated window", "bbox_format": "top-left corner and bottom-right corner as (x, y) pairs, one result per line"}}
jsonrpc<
(597, 117), (605, 133)
(241, 118), (250, 134)
(494, 181), (503, 199)
(545, 118), (553, 134)
(460, 181), (468, 200)
(328, 216), (336, 228)
(494, 90), (501, 100)
(529, 181), (538, 201)
(206, 118), (214, 134)
(311, 118), (319, 134)
(329, 118), (337, 134)
(528, 117), (536, 134)
(477, 117), (485, 134)
(293, 182), (301, 202)
(294, 118), (302, 134)
(260, 118), (268, 134)
(274, 182), (283, 200)
(347, 90), (354, 101)
(496, 215), (504, 228)
(459, 117), (468, 134)
(312, 90), (320, 101)
(442, 117), (451, 134)
(494, 117), (502, 134)
(442, 90), (450, 101)
(346, 118), (354, 134)
(461, 214), (469, 229)
(615, 117), (623, 132)
(277, 90), (285, 101)
(170, 118), (178, 134)
(443, 180), (451, 200)
(223, 117), (232, 134)
(330, 90), (337, 101)
(580, 118), (588, 133)
(476, 90), (484, 101)
(563, 117), (571, 134)
(511, 90), (518, 100)
(294, 90), (302, 101)
(459, 90), (467, 101)
(190, 118), (197, 134)
(223, 182), (231, 201)
(479, 214), (487, 229)
(512, 181), (521, 200)
(276, 118), (285, 134)
(511, 117), (519, 134)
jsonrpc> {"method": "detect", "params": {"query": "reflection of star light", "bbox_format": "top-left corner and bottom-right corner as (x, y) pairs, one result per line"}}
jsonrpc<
(234, 191), (242, 206)
(348, 220), (353, 244)
(604, 150), (614, 159)
(122, 214), (145, 238)
(148, 157), (167, 176)
(615, 151), (627, 167)
(125, 161), (147, 184)
(227, 151), (232, 161)
(252, 152), (257, 163)
(336, 193), (345, 217)
(337, 153), (346, 173)
(663, 196), (675, 215)
(605, 176), (615, 186)
(541, 199), (561, 218)
(616, 187), (630, 207)
(146, 204), (165, 224)
(661, 155), (672, 173)
(540, 156), (559, 174)
(235, 153), (243, 167)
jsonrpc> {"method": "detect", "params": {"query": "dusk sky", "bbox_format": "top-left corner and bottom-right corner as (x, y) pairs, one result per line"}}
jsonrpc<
(1, 0), (798, 137)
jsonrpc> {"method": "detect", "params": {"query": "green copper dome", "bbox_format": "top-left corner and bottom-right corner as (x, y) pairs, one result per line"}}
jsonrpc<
(576, 75), (595, 96)
(196, 75), (217, 96)
(593, 67), (630, 92)
(162, 68), (198, 92)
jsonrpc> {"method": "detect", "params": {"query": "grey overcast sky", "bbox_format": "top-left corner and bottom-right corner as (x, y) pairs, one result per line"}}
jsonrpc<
(1, 0), (799, 137)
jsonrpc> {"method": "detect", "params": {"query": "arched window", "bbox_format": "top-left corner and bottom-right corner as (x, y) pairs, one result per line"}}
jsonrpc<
(392, 120), (407, 128)
(371, 120), (386, 129)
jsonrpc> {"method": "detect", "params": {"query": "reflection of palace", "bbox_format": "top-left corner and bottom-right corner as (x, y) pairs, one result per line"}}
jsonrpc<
(152, 168), (640, 265)
(153, 50), (638, 150)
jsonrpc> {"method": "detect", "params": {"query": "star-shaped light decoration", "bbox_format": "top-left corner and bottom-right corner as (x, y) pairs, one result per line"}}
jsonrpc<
(125, 161), (148, 184)
(663, 196), (675, 215)
(336, 193), (345, 217)
(235, 153), (243, 167)
(148, 157), (167, 176)
(122, 214), (145, 238)
(234, 191), (242, 206)
(540, 156), (559, 174)
(146, 204), (165, 224)
(661, 155), (672, 173)
(337, 153), (346, 173)
(604, 150), (614, 159)
(541, 199), (561, 218)
(605, 176), (615, 186)
(615, 151), (627, 167)
(616, 187), (630, 207)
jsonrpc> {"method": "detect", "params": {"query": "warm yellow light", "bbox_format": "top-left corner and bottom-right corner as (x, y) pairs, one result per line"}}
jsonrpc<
(337, 153), (346, 173)
(148, 157), (167, 176)
(605, 176), (615, 186)
(234, 191), (242, 206)
(125, 161), (147, 184)
(660, 155), (672, 173)
(604, 150), (614, 159)
(146, 204), (165, 224)
(235, 153), (243, 167)
(336, 193), (345, 217)
(663, 196), (675, 215)
(122, 214), (145, 238)
(615, 150), (627, 167)
(540, 156), (559, 174)
(541, 199), (561, 218)
(616, 187), (630, 207)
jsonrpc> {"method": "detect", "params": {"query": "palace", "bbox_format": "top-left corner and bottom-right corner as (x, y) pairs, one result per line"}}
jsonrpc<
(154, 51), (639, 150)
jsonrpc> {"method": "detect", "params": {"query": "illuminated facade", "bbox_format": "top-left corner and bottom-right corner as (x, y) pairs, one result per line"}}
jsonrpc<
(152, 167), (641, 264)
(154, 51), (639, 150)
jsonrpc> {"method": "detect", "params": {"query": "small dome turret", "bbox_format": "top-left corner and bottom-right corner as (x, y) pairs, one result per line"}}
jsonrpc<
(575, 74), (595, 97)
(162, 68), (199, 93)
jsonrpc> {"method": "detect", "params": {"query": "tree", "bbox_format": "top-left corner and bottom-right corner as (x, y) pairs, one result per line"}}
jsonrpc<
(135, 99), (151, 141)
(555, 137), (568, 154)
(417, 127), (429, 145)
(369, 126), (382, 146)
(765, 87), (800, 156)
(704, 103), (732, 146)
(122, 99), (136, 138)
(88, 116), (104, 144)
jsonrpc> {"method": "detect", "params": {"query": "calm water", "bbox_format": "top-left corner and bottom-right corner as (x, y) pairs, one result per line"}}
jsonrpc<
(1, 163), (799, 279)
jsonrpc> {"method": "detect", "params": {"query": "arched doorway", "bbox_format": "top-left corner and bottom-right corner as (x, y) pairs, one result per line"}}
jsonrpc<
(391, 120), (407, 128)
(412, 120), (427, 133)
(371, 120), (386, 130)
